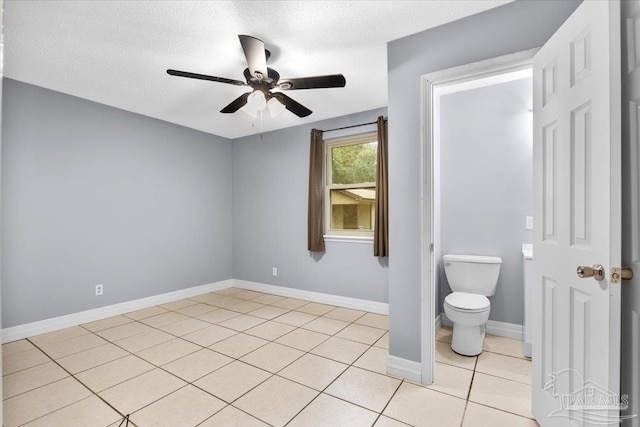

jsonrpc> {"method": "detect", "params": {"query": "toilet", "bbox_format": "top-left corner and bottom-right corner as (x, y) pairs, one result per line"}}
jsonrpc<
(443, 254), (502, 356)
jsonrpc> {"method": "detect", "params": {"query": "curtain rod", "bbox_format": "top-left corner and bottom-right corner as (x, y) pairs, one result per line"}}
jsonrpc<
(320, 117), (387, 133)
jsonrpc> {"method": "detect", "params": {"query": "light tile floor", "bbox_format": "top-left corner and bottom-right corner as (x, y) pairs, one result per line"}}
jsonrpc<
(2, 288), (538, 426)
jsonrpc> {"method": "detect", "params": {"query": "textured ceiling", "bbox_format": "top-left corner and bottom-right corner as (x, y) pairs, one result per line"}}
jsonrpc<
(4, 0), (511, 139)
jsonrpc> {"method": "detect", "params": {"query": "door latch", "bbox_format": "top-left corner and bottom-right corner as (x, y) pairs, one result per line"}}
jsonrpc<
(611, 267), (634, 284)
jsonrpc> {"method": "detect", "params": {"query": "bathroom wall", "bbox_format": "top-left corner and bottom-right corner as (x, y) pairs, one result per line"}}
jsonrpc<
(438, 76), (533, 325)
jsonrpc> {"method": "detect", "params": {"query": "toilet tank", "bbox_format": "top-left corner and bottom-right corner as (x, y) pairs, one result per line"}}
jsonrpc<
(443, 254), (502, 296)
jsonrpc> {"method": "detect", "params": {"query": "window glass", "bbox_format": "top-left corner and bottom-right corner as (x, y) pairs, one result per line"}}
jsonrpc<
(331, 142), (377, 185)
(325, 133), (377, 236)
(330, 188), (376, 231)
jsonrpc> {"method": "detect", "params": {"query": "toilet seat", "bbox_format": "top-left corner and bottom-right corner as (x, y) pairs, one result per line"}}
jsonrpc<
(444, 292), (490, 312)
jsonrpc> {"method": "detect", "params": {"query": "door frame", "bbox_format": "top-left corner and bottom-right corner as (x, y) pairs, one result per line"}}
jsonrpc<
(419, 48), (538, 384)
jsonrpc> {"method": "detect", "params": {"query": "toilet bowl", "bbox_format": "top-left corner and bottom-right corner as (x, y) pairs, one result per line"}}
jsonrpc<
(443, 254), (501, 356)
(444, 292), (490, 355)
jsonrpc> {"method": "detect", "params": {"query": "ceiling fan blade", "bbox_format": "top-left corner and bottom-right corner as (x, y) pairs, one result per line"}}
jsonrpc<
(220, 92), (252, 113)
(167, 69), (246, 86)
(278, 74), (346, 90)
(271, 92), (312, 117)
(238, 35), (269, 79)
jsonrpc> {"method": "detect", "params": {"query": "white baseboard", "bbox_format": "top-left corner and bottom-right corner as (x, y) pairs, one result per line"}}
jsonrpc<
(2, 279), (234, 343)
(440, 313), (523, 340)
(435, 313), (442, 333)
(3, 279), (389, 343)
(232, 279), (388, 315)
(486, 319), (523, 340)
(386, 355), (421, 382)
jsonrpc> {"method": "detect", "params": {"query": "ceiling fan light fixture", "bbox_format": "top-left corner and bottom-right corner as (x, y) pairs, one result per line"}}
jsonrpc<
(267, 96), (286, 117)
(249, 90), (267, 109)
(241, 91), (267, 117)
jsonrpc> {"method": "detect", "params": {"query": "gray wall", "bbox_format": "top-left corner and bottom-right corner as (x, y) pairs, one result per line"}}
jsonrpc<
(387, 0), (581, 362)
(2, 79), (233, 327)
(232, 108), (388, 303)
(438, 77), (533, 325)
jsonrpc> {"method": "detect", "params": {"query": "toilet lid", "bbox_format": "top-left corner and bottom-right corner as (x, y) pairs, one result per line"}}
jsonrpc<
(445, 292), (490, 311)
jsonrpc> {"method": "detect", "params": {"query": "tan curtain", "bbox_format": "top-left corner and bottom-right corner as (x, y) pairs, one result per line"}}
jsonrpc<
(374, 116), (389, 257)
(308, 129), (325, 252)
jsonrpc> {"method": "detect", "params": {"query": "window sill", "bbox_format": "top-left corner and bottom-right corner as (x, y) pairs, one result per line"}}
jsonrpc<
(323, 235), (374, 244)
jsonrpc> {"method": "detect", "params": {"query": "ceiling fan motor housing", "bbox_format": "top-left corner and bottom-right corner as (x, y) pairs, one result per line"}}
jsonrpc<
(243, 67), (280, 91)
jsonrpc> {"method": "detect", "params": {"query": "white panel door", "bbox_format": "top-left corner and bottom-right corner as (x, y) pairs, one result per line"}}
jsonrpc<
(532, 1), (622, 426)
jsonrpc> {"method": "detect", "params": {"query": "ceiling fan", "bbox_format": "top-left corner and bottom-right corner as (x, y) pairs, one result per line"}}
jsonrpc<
(167, 35), (346, 118)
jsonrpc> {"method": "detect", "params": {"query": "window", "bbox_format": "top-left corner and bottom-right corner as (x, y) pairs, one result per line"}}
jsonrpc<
(325, 132), (377, 236)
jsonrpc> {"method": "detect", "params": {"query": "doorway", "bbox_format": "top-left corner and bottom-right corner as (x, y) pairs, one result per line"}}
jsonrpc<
(419, 2), (627, 426)
(420, 49), (537, 385)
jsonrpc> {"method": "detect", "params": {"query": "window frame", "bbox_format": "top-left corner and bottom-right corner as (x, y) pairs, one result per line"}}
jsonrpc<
(324, 131), (378, 237)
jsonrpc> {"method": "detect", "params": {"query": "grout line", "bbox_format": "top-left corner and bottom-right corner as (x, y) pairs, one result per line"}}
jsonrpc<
(30, 317), (217, 409)
(97, 310), (340, 422)
(373, 379), (405, 425)
(281, 391), (322, 426)
(18, 305), (374, 406)
(470, 401), (537, 420)
(482, 348), (530, 360)
(473, 370), (532, 385)
(460, 400), (470, 427)
(279, 342), (389, 425)
(4, 288), (402, 427)
(24, 337), (129, 423)
(153, 297), (325, 407)
(459, 351), (479, 427)
(15, 295), (372, 422)
(1, 351), (54, 377)
(435, 359), (476, 372)
(465, 354), (479, 401)
(195, 405), (267, 427)
(216, 294), (388, 423)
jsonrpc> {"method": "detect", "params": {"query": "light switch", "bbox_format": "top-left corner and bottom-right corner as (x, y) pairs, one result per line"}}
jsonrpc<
(525, 216), (534, 230)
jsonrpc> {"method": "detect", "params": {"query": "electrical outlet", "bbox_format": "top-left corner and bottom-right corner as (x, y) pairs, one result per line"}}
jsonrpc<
(95, 284), (104, 296)
(272, 267), (278, 276)
(525, 216), (534, 230)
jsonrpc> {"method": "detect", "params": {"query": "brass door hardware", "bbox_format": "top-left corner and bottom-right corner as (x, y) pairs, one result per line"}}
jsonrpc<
(577, 264), (605, 281)
(611, 267), (634, 284)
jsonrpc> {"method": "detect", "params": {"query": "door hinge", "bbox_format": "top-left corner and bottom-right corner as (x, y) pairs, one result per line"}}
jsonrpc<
(429, 243), (434, 252)
(611, 267), (634, 284)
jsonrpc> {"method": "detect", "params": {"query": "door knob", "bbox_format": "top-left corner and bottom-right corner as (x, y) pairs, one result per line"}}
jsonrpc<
(576, 264), (605, 281)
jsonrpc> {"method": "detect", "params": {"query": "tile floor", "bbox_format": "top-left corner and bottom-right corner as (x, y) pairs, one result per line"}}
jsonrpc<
(2, 288), (537, 426)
